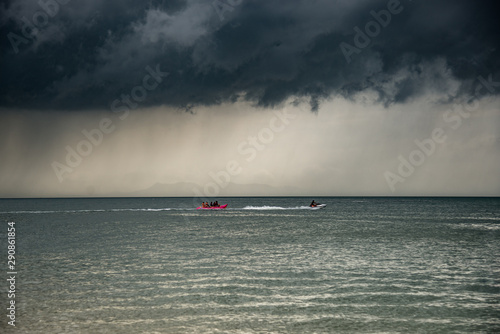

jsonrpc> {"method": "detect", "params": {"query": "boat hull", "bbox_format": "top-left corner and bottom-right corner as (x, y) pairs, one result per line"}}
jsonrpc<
(196, 204), (228, 210)
(310, 204), (326, 209)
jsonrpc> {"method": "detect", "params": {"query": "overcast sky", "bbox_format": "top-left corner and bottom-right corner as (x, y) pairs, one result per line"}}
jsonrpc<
(1, 0), (499, 197)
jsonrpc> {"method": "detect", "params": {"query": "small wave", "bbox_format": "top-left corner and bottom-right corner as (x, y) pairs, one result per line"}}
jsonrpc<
(0, 209), (105, 214)
(110, 208), (171, 212)
(467, 223), (500, 231)
(2, 208), (172, 214)
(444, 216), (500, 221)
(465, 216), (500, 221)
(1, 210), (59, 214)
(451, 223), (500, 231)
(243, 206), (287, 210)
(242, 206), (317, 210)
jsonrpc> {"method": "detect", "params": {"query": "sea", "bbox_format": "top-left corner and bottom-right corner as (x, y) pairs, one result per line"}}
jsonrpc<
(0, 197), (499, 333)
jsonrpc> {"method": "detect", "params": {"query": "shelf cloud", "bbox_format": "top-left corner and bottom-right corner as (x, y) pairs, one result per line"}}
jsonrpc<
(1, 0), (499, 111)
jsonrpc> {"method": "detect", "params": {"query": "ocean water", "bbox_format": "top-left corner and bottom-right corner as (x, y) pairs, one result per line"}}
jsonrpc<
(1, 197), (499, 333)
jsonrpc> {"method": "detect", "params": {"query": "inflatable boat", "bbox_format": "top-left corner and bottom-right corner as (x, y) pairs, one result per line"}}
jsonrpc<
(196, 204), (228, 210)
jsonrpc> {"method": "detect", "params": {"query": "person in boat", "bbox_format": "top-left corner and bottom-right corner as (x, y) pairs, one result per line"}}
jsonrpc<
(310, 200), (318, 207)
(214, 201), (219, 207)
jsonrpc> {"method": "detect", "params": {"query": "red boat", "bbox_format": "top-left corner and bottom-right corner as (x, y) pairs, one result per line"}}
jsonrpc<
(196, 204), (228, 210)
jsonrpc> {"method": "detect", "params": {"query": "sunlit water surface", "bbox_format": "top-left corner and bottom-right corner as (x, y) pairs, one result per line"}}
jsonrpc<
(1, 197), (499, 333)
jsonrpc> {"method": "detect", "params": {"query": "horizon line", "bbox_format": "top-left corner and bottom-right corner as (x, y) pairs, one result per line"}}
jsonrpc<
(1, 195), (499, 200)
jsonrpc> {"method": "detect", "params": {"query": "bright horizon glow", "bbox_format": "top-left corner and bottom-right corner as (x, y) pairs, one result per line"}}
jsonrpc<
(1, 93), (499, 198)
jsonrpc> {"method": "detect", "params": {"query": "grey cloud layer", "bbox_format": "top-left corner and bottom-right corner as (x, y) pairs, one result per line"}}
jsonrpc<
(1, 0), (499, 111)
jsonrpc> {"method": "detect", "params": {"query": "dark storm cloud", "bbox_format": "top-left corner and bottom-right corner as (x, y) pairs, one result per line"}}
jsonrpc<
(1, 0), (499, 111)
